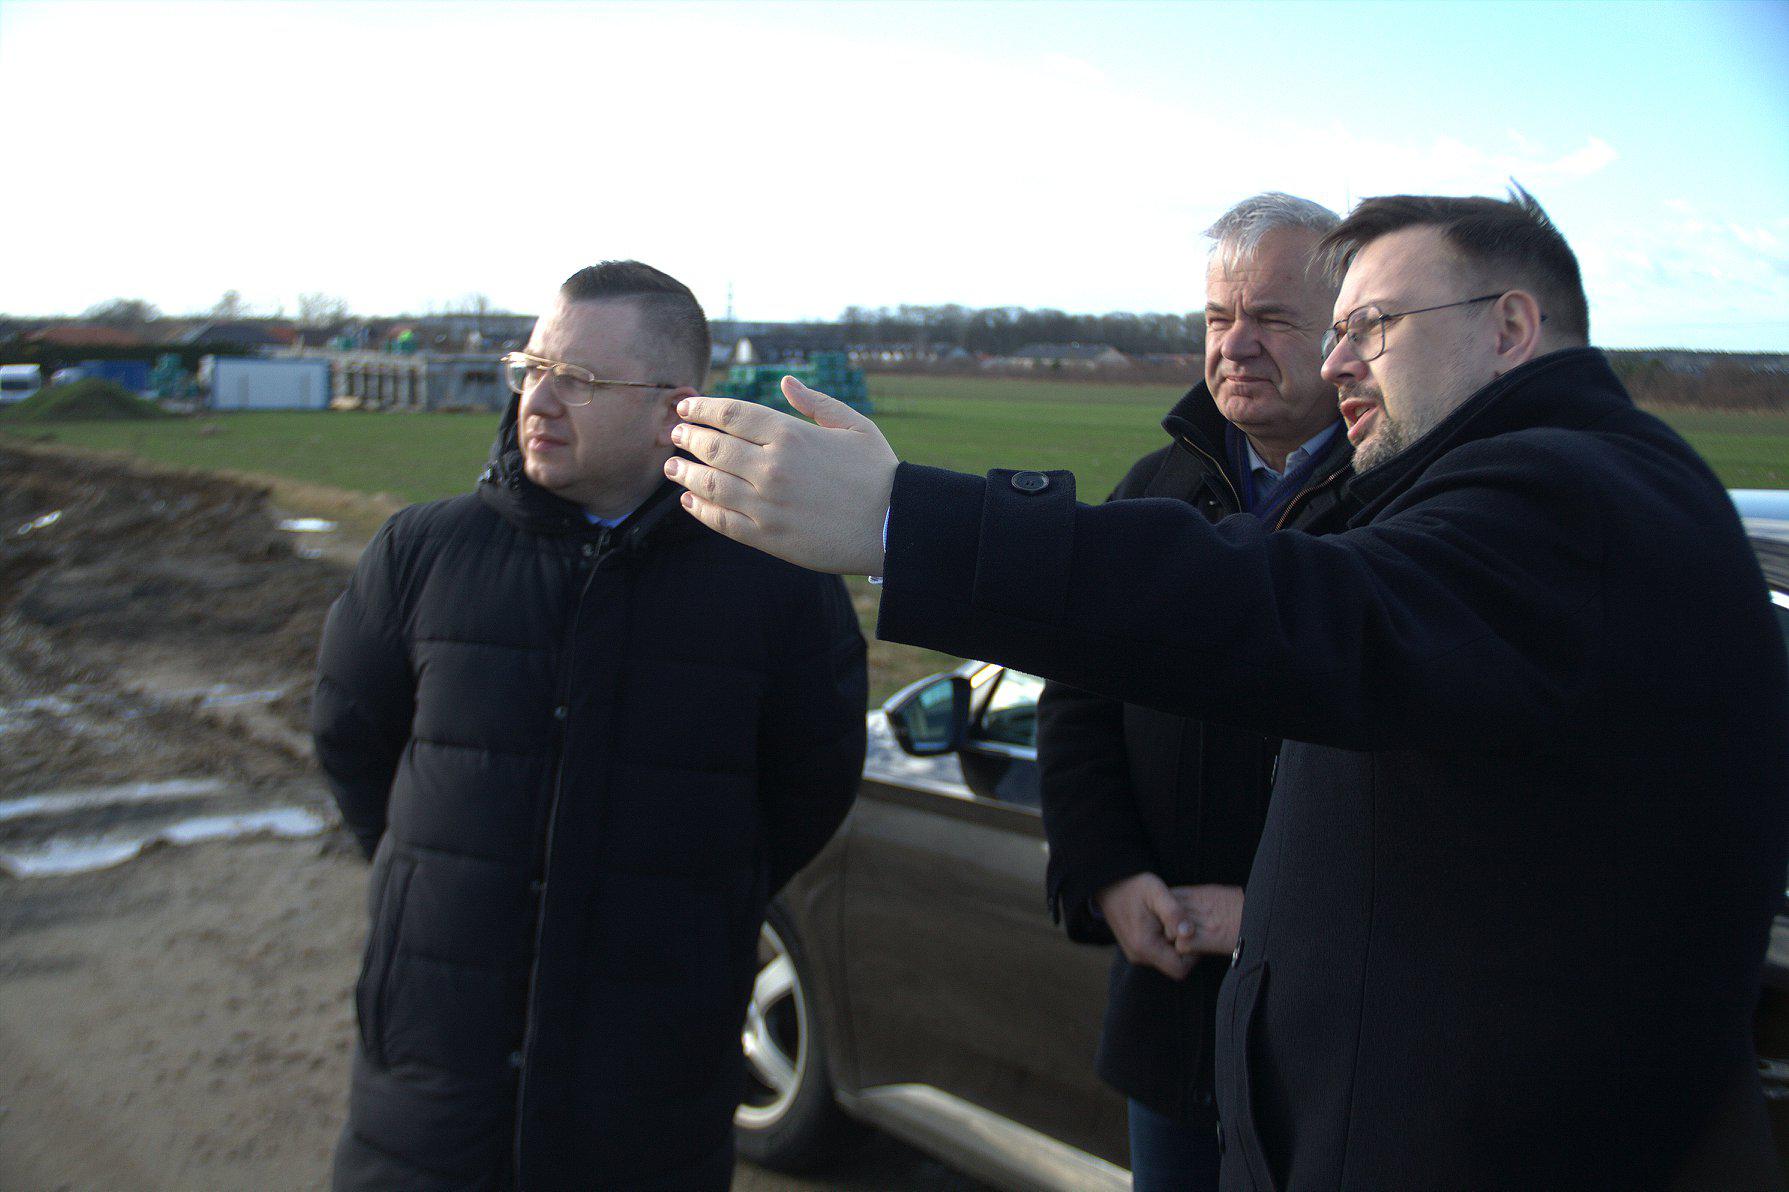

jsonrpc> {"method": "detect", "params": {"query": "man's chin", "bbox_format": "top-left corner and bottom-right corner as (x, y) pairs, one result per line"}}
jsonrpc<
(522, 458), (569, 495)
(1352, 418), (1409, 475)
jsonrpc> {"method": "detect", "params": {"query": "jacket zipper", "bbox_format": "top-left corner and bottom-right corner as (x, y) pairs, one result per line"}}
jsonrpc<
(1273, 463), (1351, 531)
(513, 534), (610, 1187)
(1176, 435), (1243, 513)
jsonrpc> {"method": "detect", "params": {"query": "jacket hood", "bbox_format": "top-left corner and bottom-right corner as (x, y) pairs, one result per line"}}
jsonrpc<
(1341, 346), (1629, 526)
(476, 392), (698, 549)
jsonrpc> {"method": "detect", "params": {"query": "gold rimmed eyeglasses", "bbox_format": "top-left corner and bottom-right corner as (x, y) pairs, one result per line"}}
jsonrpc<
(500, 351), (680, 406)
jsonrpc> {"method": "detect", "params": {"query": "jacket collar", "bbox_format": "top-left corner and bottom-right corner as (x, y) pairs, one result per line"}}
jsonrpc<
(1340, 346), (1630, 525)
(476, 393), (699, 550)
(1160, 380), (1354, 502)
(1160, 380), (1233, 461)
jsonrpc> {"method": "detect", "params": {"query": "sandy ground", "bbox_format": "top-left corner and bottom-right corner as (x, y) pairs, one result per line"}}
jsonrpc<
(0, 442), (980, 1191)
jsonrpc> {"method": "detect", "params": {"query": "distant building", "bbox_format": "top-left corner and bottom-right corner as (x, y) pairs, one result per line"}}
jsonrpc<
(25, 324), (150, 349)
(999, 343), (1131, 370)
(710, 320), (850, 367)
(1606, 349), (1789, 376)
(402, 314), (536, 353)
(179, 320), (296, 351)
(289, 349), (509, 412)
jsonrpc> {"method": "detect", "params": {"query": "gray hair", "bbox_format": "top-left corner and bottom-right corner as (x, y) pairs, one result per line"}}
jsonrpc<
(1205, 192), (1342, 273)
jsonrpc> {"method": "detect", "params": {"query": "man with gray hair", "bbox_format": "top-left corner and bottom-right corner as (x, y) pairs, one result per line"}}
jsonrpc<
(1037, 192), (1348, 1190)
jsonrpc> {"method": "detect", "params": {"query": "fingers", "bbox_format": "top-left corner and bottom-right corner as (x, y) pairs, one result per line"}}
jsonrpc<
(782, 376), (874, 431)
(1174, 922), (1199, 957)
(1136, 937), (1195, 980)
(1102, 875), (1195, 981)
(1114, 922), (1190, 978)
(669, 421), (757, 482)
(1145, 880), (1192, 942)
(677, 488), (761, 545)
(664, 456), (757, 511)
(1166, 883), (1243, 956)
(675, 396), (786, 446)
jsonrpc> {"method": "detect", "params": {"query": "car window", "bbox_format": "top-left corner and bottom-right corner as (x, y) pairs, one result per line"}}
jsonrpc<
(974, 671), (1045, 748)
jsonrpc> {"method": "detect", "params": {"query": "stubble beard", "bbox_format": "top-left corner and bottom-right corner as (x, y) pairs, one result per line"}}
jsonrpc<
(1351, 400), (1409, 475)
(1347, 354), (1484, 476)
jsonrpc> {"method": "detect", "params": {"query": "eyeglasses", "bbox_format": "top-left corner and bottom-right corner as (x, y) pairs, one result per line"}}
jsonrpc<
(500, 351), (679, 406)
(1321, 293), (1508, 363)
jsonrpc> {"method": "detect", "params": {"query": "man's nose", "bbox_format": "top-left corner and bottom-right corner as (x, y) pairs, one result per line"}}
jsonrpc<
(1219, 318), (1260, 359)
(520, 374), (567, 419)
(1321, 336), (1363, 387)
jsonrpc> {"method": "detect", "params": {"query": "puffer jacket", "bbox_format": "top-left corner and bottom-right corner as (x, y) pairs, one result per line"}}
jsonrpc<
(312, 398), (867, 1190)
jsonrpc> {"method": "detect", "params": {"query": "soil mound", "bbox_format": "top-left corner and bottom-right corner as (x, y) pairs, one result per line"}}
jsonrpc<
(2, 379), (166, 422)
(0, 443), (355, 733)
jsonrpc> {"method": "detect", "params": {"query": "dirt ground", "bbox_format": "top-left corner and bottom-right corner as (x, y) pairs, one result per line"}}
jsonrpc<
(0, 442), (978, 1191)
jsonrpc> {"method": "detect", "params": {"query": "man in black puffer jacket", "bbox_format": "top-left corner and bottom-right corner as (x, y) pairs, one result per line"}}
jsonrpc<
(312, 261), (866, 1190)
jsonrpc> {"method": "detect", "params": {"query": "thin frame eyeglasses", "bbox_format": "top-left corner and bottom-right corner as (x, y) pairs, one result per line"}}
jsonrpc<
(500, 351), (680, 407)
(1321, 293), (1509, 363)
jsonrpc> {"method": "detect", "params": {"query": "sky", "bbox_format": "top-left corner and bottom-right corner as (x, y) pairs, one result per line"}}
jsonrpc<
(2, 0), (1786, 350)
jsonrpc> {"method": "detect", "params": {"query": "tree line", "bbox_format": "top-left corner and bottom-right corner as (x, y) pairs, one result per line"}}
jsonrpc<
(837, 305), (1205, 356)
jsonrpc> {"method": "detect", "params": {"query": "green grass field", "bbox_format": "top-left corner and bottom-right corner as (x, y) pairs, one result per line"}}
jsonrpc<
(7, 377), (1785, 501)
(8, 377), (1786, 702)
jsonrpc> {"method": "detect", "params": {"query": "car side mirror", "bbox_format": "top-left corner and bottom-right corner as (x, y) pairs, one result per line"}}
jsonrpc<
(884, 674), (971, 757)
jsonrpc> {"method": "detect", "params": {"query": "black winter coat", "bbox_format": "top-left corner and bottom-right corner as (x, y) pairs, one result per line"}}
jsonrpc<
(312, 400), (866, 1190)
(1037, 383), (1350, 1129)
(878, 349), (1789, 1190)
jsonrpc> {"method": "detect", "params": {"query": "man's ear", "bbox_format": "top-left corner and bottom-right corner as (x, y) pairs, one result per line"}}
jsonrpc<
(655, 386), (698, 447)
(1490, 290), (1547, 376)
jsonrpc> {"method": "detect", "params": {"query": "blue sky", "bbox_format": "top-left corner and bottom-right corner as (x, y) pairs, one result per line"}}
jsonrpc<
(3, 0), (1785, 349)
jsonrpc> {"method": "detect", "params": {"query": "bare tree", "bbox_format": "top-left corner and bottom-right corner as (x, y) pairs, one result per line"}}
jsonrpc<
(297, 292), (351, 327)
(82, 297), (160, 326)
(211, 290), (249, 320)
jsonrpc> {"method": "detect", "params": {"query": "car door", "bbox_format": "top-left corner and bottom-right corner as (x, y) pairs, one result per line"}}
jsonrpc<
(840, 666), (1127, 1166)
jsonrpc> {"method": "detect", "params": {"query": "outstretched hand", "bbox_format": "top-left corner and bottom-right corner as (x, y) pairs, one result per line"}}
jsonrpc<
(665, 376), (898, 575)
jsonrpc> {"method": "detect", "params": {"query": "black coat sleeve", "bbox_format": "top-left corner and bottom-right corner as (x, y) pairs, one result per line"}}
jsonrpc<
(311, 519), (415, 858)
(1035, 465), (1163, 944)
(756, 572), (868, 895)
(1037, 678), (1154, 944)
(878, 434), (1606, 753)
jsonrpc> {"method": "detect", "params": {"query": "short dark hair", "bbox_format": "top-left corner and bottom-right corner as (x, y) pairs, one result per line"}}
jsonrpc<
(559, 260), (711, 387)
(1318, 185), (1589, 342)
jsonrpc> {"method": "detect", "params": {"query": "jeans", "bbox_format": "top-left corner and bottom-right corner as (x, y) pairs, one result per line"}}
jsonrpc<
(1128, 1097), (1221, 1192)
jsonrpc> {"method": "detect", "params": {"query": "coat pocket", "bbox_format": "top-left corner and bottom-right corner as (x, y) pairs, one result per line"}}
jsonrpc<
(354, 851), (418, 1070)
(1216, 958), (1278, 1192)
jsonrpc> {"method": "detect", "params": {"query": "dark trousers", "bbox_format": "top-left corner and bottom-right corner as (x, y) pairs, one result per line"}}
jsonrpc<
(1129, 1098), (1221, 1192)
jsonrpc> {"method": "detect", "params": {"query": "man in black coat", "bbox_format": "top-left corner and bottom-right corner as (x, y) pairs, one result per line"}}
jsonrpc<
(312, 261), (866, 1191)
(664, 190), (1789, 1189)
(1038, 192), (1350, 1191)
